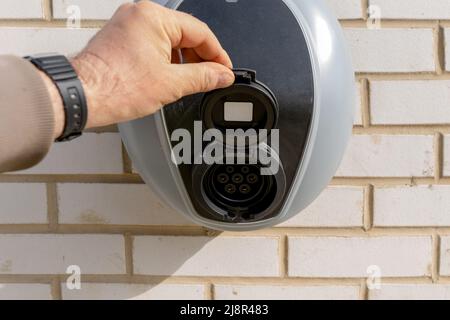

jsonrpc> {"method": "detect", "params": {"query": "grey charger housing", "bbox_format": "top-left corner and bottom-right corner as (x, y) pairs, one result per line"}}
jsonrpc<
(119, 0), (355, 231)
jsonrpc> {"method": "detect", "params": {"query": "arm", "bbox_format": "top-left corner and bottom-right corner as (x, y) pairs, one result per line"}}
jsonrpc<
(0, 55), (55, 172)
(0, 1), (234, 173)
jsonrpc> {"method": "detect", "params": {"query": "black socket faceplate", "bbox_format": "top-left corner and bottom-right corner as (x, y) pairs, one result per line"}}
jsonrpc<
(202, 69), (278, 133)
(201, 164), (279, 222)
(163, 0), (315, 223)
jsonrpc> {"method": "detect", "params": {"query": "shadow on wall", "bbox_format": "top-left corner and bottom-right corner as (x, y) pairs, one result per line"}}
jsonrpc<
(62, 233), (218, 300)
(56, 183), (220, 300)
(0, 182), (220, 300)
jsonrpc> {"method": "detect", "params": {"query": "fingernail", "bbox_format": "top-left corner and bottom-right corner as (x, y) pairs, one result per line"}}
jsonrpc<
(218, 72), (235, 88)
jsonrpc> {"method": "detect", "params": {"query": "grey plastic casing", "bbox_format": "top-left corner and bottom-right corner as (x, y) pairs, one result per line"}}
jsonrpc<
(119, 0), (355, 231)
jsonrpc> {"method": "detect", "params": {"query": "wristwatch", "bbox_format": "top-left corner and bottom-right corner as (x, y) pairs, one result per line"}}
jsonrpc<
(24, 54), (88, 142)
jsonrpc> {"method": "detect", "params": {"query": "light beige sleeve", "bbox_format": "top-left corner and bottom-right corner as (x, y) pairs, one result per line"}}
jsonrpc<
(0, 55), (55, 173)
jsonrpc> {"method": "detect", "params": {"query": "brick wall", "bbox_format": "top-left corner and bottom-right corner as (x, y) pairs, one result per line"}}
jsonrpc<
(1, 0), (450, 300)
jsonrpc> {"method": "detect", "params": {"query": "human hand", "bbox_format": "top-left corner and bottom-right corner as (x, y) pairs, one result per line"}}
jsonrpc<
(49, 1), (234, 138)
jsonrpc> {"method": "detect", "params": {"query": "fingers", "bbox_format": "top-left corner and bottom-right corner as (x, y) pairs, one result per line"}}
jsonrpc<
(169, 62), (235, 97)
(169, 10), (233, 68)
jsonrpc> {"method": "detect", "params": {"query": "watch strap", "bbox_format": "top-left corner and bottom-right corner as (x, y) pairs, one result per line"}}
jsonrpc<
(25, 54), (88, 142)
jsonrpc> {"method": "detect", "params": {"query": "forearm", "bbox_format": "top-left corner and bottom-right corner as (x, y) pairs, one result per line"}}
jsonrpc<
(0, 54), (104, 173)
(0, 55), (55, 172)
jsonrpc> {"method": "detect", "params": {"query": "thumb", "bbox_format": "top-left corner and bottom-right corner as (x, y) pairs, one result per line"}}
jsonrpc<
(169, 62), (235, 97)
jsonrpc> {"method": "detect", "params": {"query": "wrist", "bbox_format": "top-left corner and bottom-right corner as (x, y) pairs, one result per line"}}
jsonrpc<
(37, 69), (65, 140)
(28, 54), (89, 142)
(70, 54), (100, 129)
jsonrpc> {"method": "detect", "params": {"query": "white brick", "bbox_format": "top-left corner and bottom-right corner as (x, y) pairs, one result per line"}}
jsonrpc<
(344, 28), (434, 73)
(326, 0), (363, 19)
(133, 236), (279, 277)
(0, 28), (97, 57)
(354, 81), (363, 126)
(336, 135), (434, 177)
(369, 284), (450, 300)
(374, 186), (450, 227)
(439, 237), (450, 276)
(370, 0), (450, 19)
(214, 285), (360, 300)
(0, 184), (47, 224)
(0, 235), (125, 274)
(62, 283), (204, 300)
(0, 284), (52, 300)
(16, 133), (123, 174)
(53, 0), (131, 20)
(288, 236), (432, 277)
(58, 184), (192, 225)
(279, 187), (364, 228)
(0, 0), (43, 19)
(442, 135), (450, 177)
(371, 81), (450, 125)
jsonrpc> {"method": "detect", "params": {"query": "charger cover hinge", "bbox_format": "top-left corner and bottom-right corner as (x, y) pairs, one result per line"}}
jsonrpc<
(233, 69), (257, 84)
